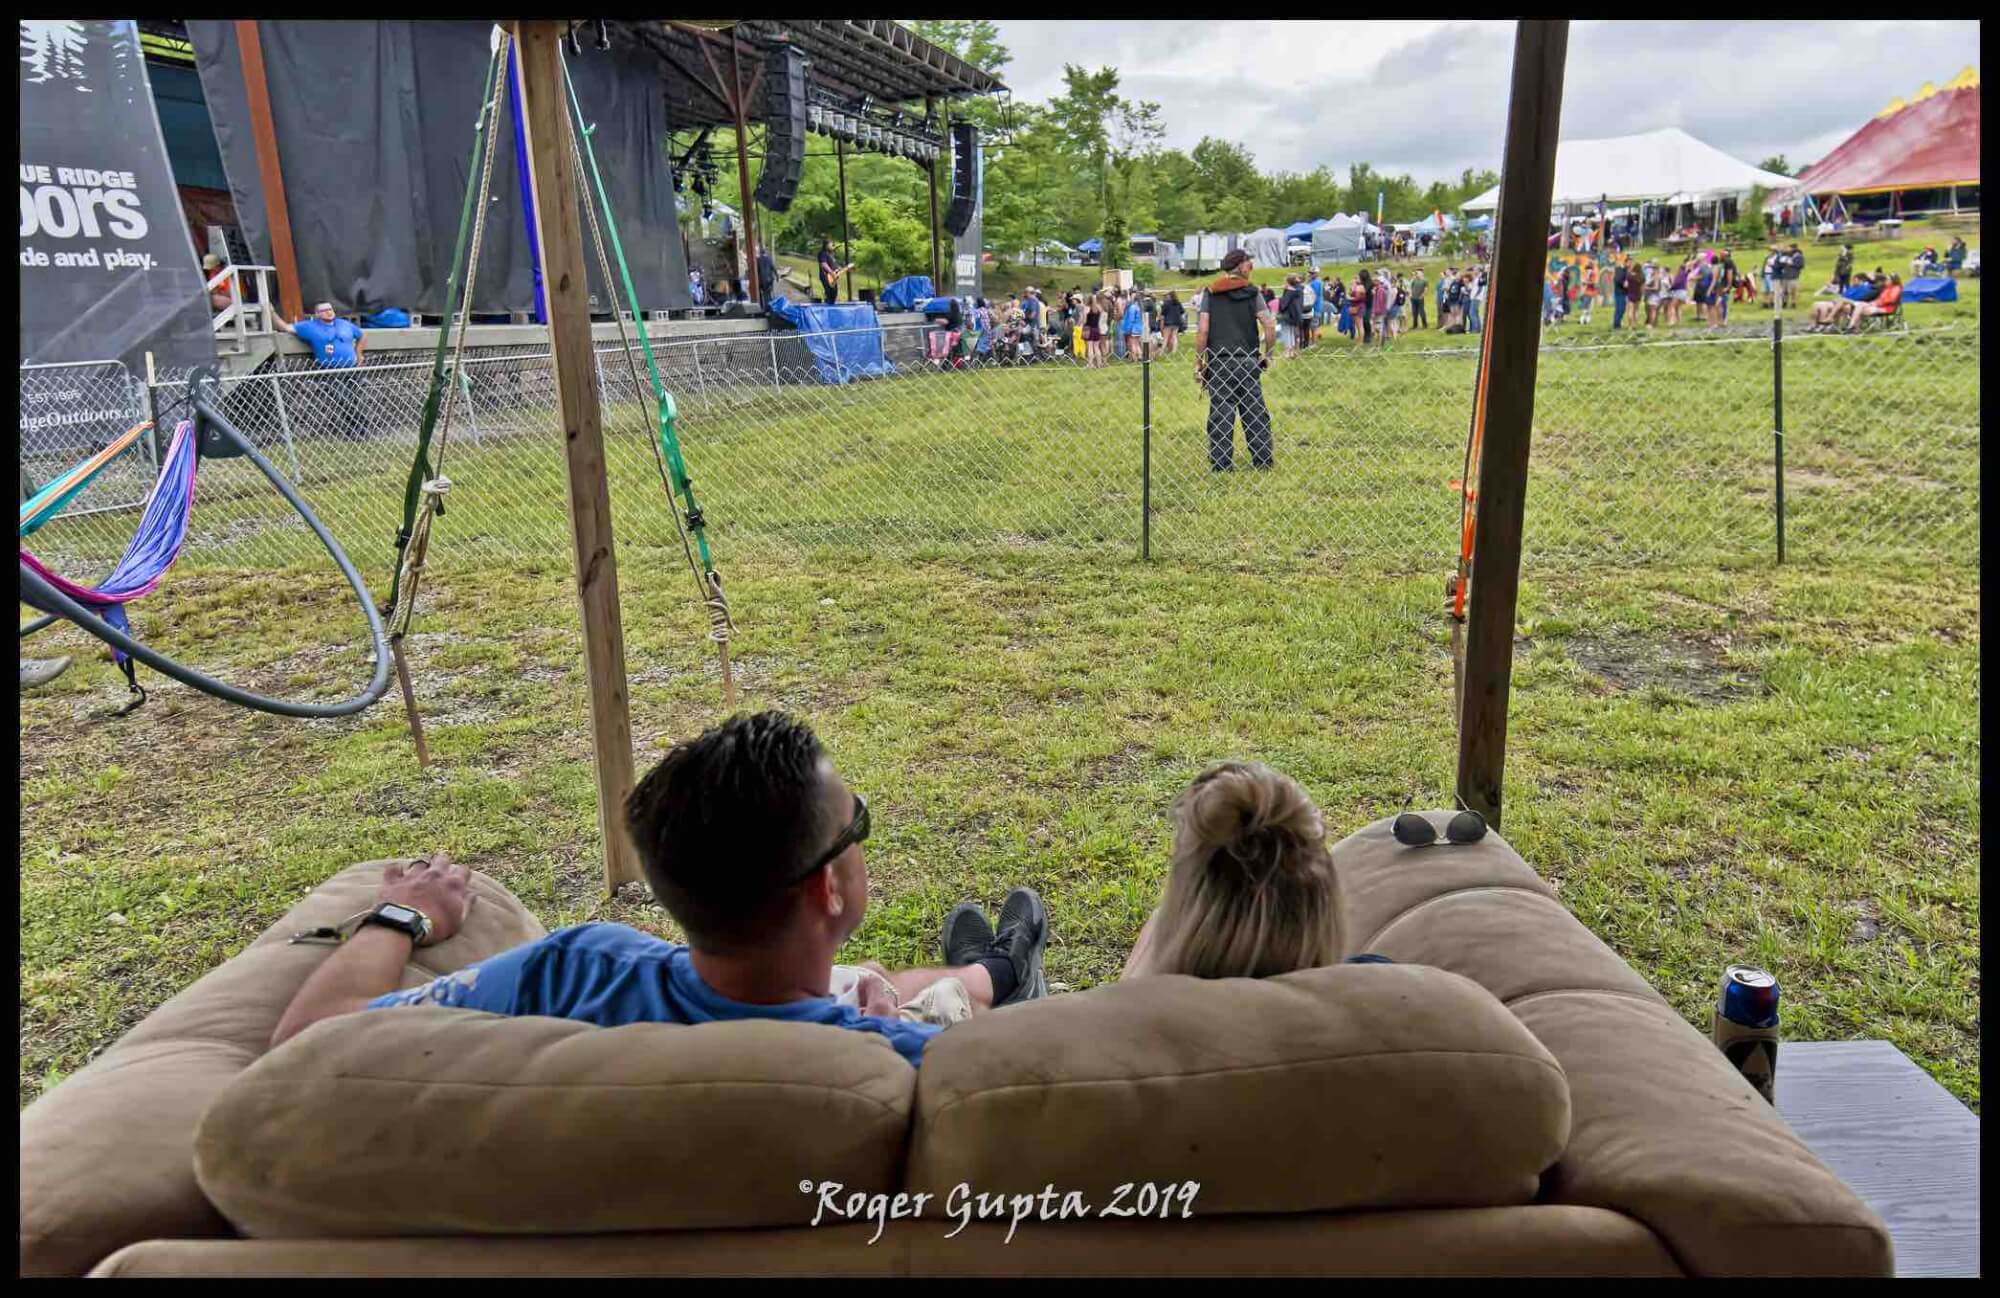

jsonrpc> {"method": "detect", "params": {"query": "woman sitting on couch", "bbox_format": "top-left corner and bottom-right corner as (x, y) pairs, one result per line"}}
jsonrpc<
(1123, 762), (1375, 979)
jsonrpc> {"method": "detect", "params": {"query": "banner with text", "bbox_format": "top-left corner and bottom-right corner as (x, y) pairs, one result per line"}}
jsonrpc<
(19, 19), (216, 375)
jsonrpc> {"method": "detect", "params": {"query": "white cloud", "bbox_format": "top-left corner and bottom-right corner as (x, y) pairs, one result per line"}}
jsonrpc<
(989, 19), (1981, 181)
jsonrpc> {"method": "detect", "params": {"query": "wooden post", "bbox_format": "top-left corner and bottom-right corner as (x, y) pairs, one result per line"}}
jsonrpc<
(235, 20), (304, 323)
(511, 20), (643, 893)
(926, 96), (943, 289)
(1454, 19), (1569, 831)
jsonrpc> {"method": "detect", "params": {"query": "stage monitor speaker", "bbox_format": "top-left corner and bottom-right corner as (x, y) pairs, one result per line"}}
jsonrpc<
(943, 121), (978, 237)
(754, 45), (808, 212)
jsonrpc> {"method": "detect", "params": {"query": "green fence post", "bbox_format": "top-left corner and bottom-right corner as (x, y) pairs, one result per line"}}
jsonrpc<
(1772, 315), (1785, 564)
(1141, 334), (1152, 561)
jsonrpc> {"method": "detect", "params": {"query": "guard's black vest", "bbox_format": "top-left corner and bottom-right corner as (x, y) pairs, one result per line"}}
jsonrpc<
(1205, 284), (1263, 354)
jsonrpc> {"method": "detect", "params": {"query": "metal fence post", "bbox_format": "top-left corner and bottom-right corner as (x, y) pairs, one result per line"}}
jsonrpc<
(1772, 315), (1785, 564)
(1141, 334), (1152, 560)
(692, 342), (706, 408)
(769, 335), (780, 391)
(268, 371), (303, 482)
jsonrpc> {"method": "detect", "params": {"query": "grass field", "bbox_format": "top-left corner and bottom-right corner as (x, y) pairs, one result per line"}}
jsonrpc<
(21, 223), (1980, 1114)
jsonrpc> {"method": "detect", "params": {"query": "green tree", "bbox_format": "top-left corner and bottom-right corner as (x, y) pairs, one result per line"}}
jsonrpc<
(906, 19), (1010, 76)
(1190, 137), (1265, 219)
(1756, 155), (1792, 177)
(848, 195), (930, 287)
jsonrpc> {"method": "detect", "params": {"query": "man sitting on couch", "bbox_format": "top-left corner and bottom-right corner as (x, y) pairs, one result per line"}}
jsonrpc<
(269, 712), (1051, 1065)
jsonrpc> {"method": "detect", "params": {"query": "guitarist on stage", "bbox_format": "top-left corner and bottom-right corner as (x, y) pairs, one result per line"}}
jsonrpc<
(818, 239), (856, 304)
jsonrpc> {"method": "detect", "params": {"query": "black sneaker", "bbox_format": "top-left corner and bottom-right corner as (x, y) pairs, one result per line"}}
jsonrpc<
(941, 901), (995, 968)
(991, 886), (1049, 1005)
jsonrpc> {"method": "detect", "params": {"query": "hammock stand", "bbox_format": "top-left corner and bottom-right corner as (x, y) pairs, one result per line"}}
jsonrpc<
(380, 28), (734, 768)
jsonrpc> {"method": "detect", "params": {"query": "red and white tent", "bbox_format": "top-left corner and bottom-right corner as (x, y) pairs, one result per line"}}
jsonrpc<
(1772, 67), (1979, 207)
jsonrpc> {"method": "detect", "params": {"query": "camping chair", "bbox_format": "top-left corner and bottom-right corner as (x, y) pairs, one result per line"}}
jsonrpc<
(1853, 298), (1909, 334)
(924, 328), (964, 370)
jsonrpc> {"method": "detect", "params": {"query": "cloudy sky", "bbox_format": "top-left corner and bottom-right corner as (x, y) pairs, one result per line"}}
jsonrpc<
(988, 20), (1981, 181)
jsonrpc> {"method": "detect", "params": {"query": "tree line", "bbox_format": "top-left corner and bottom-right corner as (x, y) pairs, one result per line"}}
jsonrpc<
(706, 22), (1502, 283)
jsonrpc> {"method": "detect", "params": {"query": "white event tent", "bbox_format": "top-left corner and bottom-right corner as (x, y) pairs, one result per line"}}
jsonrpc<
(1460, 127), (1793, 213)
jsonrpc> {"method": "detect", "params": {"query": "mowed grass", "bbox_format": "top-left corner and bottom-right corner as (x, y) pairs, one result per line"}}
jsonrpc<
(19, 546), (1980, 1111)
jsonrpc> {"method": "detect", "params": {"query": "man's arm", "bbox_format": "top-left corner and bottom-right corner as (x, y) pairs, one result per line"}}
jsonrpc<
(269, 855), (472, 1049)
(1193, 310), (1210, 378)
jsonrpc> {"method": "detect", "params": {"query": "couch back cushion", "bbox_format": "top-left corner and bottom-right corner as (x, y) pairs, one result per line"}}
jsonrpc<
(910, 963), (1570, 1215)
(194, 1010), (916, 1237)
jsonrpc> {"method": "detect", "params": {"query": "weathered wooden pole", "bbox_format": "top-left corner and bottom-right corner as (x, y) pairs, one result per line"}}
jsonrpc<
(234, 20), (304, 322)
(1455, 19), (1568, 830)
(510, 20), (643, 893)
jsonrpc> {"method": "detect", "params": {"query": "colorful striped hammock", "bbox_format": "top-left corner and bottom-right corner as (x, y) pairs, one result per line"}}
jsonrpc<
(19, 419), (200, 668)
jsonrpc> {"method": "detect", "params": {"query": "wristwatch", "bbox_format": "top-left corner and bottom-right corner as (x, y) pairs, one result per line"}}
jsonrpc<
(359, 902), (433, 945)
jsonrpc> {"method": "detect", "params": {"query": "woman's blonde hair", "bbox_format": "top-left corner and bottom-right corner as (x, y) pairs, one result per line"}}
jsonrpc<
(1142, 762), (1346, 979)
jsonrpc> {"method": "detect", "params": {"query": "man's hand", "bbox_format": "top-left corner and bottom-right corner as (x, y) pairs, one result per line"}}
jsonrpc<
(851, 961), (900, 1019)
(379, 853), (473, 945)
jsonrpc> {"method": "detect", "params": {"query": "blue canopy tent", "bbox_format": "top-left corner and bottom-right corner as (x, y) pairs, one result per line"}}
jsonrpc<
(1467, 215), (1494, 231)
(765, 299), (896, 384)
(1902, 277), (1958, 303)
(879, 276), (935, 311)
(1077, 238), (1103, 260)
(1284, 219), (1327, 240)
(1409, 213), (1456, 234)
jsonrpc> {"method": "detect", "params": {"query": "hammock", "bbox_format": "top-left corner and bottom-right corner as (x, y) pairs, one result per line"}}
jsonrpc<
(19, 419), (154, 539)
(19, 419), (199, 694)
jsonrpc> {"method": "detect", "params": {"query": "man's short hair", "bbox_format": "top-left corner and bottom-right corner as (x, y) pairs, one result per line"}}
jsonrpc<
(1220, 249), (1252, 272)
(624, 711), (836, 952)
(313, 301), (335, 313)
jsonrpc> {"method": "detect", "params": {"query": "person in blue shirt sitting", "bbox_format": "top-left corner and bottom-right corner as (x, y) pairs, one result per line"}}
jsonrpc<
(269, 712), (1053, 1066)
(279, 301), (370, 441)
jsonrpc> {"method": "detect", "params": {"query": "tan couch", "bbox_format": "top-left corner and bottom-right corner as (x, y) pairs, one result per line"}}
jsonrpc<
(21, 814), (1892, 1276)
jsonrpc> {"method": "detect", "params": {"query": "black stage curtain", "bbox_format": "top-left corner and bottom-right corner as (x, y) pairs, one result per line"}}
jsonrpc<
(188, 20), (692, 317)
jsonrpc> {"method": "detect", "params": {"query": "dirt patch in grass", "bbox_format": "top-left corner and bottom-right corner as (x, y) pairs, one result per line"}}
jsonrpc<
(1562, 628), (1768, 703)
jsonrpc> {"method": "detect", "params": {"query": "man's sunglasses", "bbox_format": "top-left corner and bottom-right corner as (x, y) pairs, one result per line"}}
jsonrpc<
(791, 793), (870, 884)
(1391, 793), (1488, 848)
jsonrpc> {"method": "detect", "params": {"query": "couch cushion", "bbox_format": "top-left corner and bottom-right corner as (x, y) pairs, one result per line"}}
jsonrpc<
(910, 963), (1569, 1216)
(1331, 815), (1893, 1277)
(194, 1010), (918, 1237)
(20, 861), (545, 1277)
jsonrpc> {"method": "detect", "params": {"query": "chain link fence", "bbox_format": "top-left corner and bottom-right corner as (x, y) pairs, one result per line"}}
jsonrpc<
(19, 320), (1980, 587)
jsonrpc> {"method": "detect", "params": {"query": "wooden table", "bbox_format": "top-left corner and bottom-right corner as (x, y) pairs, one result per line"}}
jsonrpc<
(1776, 1040), (1979, 1277)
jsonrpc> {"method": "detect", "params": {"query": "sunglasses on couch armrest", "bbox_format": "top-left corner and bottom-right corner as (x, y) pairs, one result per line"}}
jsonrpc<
(1391, 793), (1488, 847)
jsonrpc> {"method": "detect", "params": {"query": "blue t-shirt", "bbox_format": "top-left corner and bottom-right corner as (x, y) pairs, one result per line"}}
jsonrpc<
(291, 317), (363, 368)
(366, 922), (942, 1066)
(1121, 302), (1143, 333)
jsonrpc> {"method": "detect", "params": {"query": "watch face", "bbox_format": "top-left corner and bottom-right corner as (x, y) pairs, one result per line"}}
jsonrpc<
(378, 904), (418, 924)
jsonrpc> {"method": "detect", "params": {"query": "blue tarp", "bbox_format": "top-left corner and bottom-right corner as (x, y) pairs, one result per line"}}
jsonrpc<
(763, 298), (896, 384)
(880, 276), (934, 311)
(1467, 215), (1494, 231)
(1284, 219), (1326, 239)
(922, 297), (957, 318)
(1903, 276), (1958, 303)
(361, 308), (412, 328)
(1077, 238), (1103, 253)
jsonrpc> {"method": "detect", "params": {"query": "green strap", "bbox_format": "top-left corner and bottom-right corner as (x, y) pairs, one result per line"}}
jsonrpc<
(561, 59), (714, 573)
(386, 42), (503, 613)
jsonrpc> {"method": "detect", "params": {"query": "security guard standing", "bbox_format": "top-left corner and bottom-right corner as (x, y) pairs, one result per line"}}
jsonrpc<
(1195, 248), (1278, 471)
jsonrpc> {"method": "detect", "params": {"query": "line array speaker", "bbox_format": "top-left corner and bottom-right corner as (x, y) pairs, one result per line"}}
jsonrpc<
(944, 121), (978, 237)
(754, 45), (808, 212)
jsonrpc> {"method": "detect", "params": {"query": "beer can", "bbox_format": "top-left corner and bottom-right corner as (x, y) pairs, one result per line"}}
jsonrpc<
(1712, 966), (1780, 1103)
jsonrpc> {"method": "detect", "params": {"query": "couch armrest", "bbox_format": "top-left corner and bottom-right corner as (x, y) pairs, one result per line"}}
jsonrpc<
(21, 861), (545, 1276)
